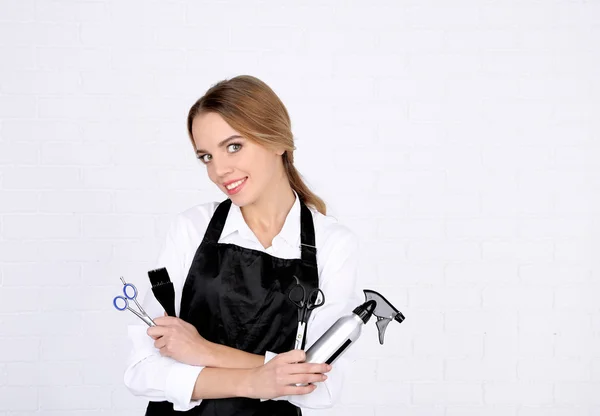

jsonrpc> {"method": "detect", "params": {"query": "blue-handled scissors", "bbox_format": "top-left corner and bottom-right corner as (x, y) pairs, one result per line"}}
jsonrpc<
(113, 277), (156, 327)
(288, 275), (325, 350)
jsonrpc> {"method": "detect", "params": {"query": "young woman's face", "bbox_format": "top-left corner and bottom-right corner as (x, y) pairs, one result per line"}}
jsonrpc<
(191, 112), (283, 206)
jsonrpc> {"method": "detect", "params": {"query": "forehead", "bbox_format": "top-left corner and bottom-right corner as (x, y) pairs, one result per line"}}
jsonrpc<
(191, 112), (239, 147)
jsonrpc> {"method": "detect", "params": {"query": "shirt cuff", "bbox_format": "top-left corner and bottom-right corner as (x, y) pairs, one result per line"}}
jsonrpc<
(164, 361), (204, 411)
(286, 355), (349, 409)
(264, 350), (278, 365)
(260, 351), (289, 402)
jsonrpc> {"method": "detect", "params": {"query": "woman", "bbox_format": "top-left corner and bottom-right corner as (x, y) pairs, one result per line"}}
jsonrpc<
(124, 75), (361, 415)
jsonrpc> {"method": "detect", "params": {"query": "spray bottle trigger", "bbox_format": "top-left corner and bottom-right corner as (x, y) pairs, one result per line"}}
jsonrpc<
(375, 317), (391, 345)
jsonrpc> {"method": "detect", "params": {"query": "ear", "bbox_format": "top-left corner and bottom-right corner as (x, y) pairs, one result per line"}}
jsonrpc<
(276, 149), (285, 156)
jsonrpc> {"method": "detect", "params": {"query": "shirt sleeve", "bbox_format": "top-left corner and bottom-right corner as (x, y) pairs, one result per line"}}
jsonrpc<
(264, 226), (362, 408)
(123, 214), (204, 411)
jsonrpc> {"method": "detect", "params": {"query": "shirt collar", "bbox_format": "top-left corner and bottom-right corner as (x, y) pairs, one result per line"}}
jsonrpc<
(220, 190), (301, 247)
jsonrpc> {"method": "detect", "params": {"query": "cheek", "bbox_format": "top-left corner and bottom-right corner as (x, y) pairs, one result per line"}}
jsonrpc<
(206, 166), (219, 183)
(246, 153), (277, 180)
(236, 150), (262, 176)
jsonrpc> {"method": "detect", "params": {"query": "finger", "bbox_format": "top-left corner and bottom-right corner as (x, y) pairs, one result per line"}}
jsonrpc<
(281, 383), (318, 396)
(284, 372), (327, 386)
(280, 349), (306, 364)
(154, 336), (167, 349)
(158, 346), (170, 357)
(153, 316), (179, 326)
(164, 311), (168, 316)
(288, 362), (331, 375)
(147, 326), (168, 338)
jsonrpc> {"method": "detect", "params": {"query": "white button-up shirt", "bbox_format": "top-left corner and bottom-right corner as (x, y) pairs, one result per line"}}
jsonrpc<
(124, 191), (362, 411)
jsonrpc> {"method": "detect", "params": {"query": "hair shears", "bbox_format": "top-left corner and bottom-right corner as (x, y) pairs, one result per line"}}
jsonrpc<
(113, 277), (156, 327)
(288, 276), (325, 350)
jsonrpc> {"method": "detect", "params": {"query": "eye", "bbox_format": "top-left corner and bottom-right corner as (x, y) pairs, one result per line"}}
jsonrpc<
(197, 143), (242, 164)
(227, 143), (242, 153)
(198, 154), (211, 164)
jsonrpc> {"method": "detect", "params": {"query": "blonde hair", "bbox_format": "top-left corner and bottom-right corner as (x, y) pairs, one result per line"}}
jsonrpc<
(186, 75), (326, 215)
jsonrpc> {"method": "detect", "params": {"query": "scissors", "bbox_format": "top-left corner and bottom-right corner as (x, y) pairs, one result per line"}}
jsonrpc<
(113, 277), (156, 327)
(288, 275), (325, 350)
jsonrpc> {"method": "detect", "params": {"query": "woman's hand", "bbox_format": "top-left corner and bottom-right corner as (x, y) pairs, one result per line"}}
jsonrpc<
(147, 313), (215, 367)
(245, 350), (331, 400)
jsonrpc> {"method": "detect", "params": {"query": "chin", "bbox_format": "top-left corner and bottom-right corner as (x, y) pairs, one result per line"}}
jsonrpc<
(228, 196), (245, 206)
(228, 192), (260, 208)
(225, 190), (250, 206)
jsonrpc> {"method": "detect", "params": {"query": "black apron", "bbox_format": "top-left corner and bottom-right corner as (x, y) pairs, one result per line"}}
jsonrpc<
(145, 198), (319, 416)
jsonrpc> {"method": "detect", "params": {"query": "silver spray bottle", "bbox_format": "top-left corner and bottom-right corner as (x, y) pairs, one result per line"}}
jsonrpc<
(304, 289), (405, 364)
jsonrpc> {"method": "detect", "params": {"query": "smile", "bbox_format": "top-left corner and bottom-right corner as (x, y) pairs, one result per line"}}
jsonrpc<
(225, 177), (247, 194)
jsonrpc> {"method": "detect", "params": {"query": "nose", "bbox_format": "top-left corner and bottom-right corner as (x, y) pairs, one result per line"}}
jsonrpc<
(210, 156), (234, 180)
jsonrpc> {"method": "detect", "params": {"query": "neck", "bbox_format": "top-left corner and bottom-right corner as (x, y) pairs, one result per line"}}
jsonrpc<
(241, 172), (296, 233)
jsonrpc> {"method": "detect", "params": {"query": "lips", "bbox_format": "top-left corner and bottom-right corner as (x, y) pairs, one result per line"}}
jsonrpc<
(224, 177), (246, 188)
(224, 177), (248, 195)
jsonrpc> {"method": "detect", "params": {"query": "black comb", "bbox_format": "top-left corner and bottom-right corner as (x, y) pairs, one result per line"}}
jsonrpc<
(148, 267), (176, 317)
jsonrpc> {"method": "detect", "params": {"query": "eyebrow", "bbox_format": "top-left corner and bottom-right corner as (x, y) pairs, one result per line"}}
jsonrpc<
(196, 135), (243, 154)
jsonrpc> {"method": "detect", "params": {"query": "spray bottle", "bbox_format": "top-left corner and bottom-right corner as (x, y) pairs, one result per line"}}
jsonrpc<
(304, 289), (405, 364)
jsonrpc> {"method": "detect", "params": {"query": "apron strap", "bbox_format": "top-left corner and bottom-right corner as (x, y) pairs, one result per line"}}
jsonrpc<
(299, 201), (317, 266)
(201, 198), (232, 246)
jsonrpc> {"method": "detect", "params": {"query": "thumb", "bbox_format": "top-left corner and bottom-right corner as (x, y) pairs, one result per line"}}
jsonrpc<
(282, 349), (306, 364)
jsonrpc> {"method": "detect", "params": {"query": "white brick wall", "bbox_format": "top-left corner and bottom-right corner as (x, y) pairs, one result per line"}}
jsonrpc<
(0, 0), (598, 414)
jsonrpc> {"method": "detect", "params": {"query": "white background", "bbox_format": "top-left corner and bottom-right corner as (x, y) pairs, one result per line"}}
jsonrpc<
(0, 0), (599, 415)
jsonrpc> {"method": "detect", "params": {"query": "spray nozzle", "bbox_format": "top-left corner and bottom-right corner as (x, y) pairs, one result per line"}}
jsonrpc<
(357, 289), (405, 345)
(352, 299), (377, 323)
